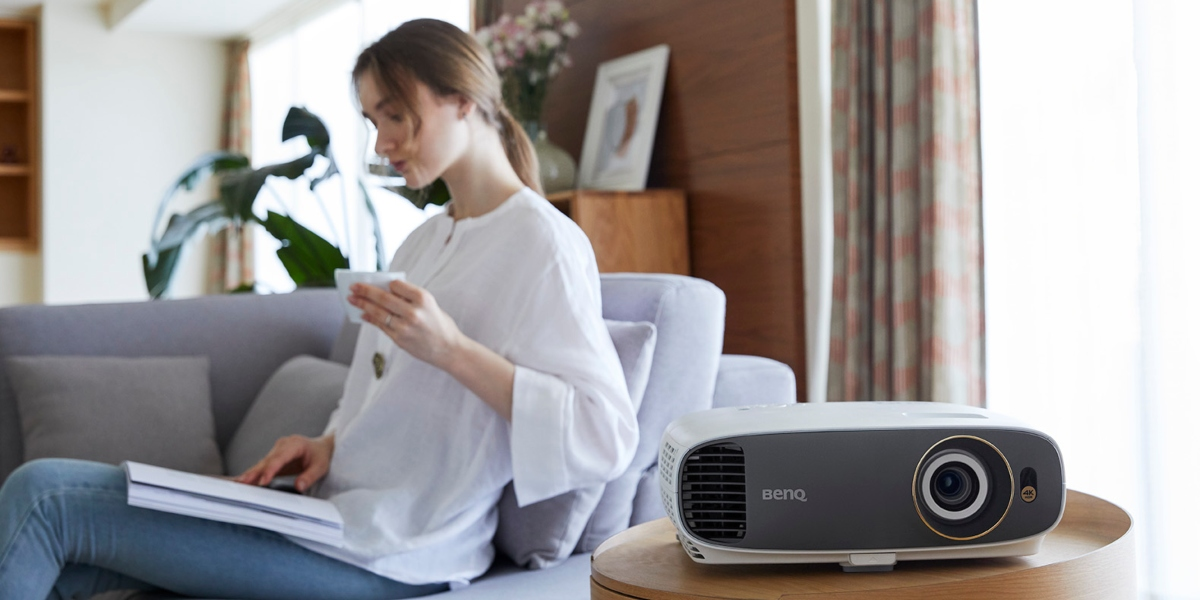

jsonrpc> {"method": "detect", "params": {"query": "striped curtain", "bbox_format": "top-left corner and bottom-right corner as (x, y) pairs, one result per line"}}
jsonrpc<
(828, 0), (984, 405)
(207, 39), (256, 294)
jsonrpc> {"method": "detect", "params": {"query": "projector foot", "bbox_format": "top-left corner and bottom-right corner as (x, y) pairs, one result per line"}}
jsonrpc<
(840, 564), (895, 573)
(839, 553), (896, 572)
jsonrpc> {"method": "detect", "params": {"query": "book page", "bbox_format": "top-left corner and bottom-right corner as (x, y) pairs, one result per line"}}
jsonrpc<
(123, 462), (342, 527)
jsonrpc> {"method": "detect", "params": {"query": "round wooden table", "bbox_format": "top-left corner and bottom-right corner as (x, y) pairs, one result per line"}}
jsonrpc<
(591, 490), (1134, 599)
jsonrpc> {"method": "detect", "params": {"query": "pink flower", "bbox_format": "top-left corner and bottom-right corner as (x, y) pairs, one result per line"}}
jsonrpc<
(480, 2), (579, 84)
(539, 30), (562, 49)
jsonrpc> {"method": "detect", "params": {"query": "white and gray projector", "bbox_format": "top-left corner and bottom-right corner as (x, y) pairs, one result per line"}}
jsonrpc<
(659, 402), (1065, 572)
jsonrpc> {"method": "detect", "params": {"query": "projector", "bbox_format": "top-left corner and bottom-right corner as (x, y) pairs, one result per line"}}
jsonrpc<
(659, 402), (1065, 571)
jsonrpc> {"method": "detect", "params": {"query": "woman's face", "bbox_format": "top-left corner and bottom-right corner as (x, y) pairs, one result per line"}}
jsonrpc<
(359, 71), (468, 190)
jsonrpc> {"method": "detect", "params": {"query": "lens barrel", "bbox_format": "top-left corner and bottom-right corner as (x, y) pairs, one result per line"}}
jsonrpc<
(913, 436), (1014, 541)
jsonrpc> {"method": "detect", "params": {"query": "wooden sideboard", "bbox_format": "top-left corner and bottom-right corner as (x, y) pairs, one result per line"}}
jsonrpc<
(548, 189), (689, 276)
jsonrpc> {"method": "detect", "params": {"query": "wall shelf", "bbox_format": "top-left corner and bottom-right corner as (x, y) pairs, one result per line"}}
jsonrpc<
(0, 90), (29, 102)
(0, 19), (38, 252)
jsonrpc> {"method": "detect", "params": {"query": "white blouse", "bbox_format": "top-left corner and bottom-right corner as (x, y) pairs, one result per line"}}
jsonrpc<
(288, 187), (639, 586)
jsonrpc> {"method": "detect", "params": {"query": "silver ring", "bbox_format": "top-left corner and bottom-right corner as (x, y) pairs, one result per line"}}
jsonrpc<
(384, 313), (393, 328)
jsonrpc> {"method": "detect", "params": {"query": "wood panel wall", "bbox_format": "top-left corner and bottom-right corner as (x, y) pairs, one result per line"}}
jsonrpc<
(499, 0), (808, 397)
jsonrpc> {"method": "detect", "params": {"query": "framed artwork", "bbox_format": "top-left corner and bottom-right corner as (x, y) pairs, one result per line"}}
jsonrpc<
(578, 44), (670, 191)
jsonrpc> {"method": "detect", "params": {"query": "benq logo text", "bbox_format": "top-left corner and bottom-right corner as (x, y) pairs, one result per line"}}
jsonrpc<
(762, 488), (807, 501)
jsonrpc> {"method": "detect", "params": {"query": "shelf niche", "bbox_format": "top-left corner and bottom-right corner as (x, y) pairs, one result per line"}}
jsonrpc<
(0, 18), (37, 252)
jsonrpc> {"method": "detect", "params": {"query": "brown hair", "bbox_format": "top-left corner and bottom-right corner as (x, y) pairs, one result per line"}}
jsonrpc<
(353, 19), (541, 195)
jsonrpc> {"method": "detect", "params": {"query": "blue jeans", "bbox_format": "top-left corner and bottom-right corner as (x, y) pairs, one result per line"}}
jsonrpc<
(0, 459), (448, 600)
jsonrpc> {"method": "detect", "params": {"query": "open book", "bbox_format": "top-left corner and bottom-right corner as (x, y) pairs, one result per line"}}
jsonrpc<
(122, 461), (344, 547)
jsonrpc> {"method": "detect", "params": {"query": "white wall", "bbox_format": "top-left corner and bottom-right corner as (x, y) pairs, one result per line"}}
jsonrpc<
(0, 252), (42, 306)
(39, 0), (224, 305)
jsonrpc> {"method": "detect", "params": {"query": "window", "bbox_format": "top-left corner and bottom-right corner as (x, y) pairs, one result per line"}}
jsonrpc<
(980, 0), (1200, 596)
(248, 0), (470, 292)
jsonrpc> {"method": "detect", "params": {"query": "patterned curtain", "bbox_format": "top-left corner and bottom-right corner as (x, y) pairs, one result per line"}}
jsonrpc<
(206, 39), (255, 294)
(828, 0), (984, 405)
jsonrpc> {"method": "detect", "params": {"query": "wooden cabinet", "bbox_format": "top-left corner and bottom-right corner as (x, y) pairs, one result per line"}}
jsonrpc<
(548, 189), (689, 276)
(0, 19), (38, 252)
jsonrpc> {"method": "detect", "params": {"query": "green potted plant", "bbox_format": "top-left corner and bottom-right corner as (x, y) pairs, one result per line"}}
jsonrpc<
(143, 107), (389, 298)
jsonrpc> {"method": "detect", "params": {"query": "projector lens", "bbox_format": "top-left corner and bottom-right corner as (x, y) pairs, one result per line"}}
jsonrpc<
(932, 464), (978, 510)
(918, 449), (990, 523)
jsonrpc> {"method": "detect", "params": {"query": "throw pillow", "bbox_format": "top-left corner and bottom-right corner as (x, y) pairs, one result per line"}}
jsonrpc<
(6, 355), (223, 475)
(224, 355), (349, 476)
(494, 319), (657, 569)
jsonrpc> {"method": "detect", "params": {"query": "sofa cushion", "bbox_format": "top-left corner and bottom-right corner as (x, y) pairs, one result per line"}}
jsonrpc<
(602, 320), (656, 413)
(580, 275), (726, 553)
(223, 355), (349, 476)
(423, 553), (592, 599)
(6, 355), (222, 475)
(0, 290), (345, 486)
(494, 319), (656, 569)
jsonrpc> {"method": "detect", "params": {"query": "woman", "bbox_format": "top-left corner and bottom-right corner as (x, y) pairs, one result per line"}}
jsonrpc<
(0, 19), (637, 600)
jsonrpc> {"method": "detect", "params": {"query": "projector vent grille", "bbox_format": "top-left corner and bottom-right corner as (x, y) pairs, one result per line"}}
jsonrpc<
(660, 439), (683, 525)
(660, 439), (680, 490)
(681, 442), (746, 544)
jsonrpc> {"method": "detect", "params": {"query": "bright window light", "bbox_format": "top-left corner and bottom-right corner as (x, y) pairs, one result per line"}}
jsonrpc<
(980, 0), (1200, 596)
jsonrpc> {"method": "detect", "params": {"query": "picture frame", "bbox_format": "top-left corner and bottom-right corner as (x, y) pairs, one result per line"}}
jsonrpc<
(578, 44), (670, 191)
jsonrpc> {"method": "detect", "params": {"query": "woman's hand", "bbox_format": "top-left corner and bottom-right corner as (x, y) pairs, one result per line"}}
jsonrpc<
(234, 434), (334, 493)
(350, 280), (466, 370)
(351, 279), (517, 421)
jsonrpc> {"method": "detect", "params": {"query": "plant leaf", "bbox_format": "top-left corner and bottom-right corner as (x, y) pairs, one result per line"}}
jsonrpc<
(282, 107), (330, 152)
(142, 205), (229, 298)
(258, 210), (348, 287)
(147, 151), (248, 264)
(142, 244), (181, 300)
(220, 151), (319, 222)
(309, 159), (340, 191)
(358, 179), (388, 271)
(283, 107), (339, 191)
(175, 151), (251, 191)
(387, 178), (452, 210)
(151, 201), (228, 255)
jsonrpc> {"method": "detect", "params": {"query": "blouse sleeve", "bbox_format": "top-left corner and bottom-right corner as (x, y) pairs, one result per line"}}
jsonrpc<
(321, 401), (349, 438)
(506, 253), (640, 507)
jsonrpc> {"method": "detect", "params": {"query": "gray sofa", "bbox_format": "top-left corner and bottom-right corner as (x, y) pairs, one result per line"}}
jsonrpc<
(0, 273), (796, 599)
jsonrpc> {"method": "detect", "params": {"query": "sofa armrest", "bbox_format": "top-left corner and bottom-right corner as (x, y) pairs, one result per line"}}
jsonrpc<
(712, 354), (797, 409)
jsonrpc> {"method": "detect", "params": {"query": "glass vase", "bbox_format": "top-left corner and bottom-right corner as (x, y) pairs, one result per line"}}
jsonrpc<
(522, 121), (577, 194)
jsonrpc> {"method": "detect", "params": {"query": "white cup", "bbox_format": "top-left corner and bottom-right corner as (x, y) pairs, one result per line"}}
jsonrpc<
(334, 269), (408, 324)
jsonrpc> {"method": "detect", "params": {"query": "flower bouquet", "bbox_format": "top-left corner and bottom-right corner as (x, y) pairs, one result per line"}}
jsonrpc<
(476, 1), (580, 135)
